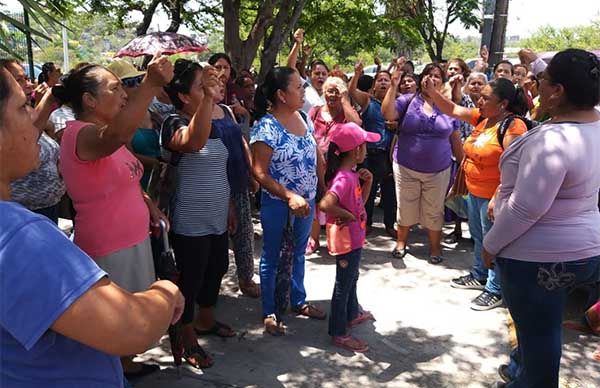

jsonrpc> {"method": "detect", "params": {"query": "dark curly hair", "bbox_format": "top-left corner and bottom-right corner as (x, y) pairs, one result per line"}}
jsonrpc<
(546, 48), (600, 109)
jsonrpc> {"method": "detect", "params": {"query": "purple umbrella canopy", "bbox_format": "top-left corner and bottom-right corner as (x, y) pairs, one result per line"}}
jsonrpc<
(115, 32), (208, 58)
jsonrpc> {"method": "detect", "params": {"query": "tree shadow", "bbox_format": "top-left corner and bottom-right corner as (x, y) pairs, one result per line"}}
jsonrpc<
(134, 293), (510, 387)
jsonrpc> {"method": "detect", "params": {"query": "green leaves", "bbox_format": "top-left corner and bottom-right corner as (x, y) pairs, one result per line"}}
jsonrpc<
(0, 0), (76, 59)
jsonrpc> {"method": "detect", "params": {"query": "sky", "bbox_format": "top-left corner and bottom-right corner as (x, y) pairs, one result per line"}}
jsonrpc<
(3, 0), (600, 40)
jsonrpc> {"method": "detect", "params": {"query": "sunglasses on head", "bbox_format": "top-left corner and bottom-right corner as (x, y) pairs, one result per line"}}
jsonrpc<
(122, 75), (144, 88)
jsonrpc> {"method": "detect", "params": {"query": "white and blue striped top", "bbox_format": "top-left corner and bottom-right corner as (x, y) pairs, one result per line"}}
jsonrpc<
(163, 115), (230, 237)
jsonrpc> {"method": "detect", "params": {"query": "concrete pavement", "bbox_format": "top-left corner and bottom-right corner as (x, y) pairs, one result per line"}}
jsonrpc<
(134, 213), (600, 388)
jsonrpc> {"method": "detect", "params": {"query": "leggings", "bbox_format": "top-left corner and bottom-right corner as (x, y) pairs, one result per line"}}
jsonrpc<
(172, 232), (229, 324)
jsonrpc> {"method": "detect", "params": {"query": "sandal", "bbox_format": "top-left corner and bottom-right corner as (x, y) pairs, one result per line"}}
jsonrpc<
(593, 348), (600, 362)
(332, 334), (369, 353)
(348, 310), (375, 328)
(428, 255), (444, 265)
(194, 321), (236, 338)
(563, 318), (594, 334)
(239, 279), (261, 298)
(305, 238), (319, 255)
(183, 344), (214, 369)
(294, 303), (327, 320)
(391, 246), (407, 259)
(263, 314), (286, 336)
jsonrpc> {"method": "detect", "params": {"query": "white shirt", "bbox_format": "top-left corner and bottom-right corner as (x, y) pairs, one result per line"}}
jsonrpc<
(48, 106), (75, 134)
(302, 80), (324, 114)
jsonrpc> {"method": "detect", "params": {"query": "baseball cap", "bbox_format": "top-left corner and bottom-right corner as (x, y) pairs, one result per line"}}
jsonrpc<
(329, 122), (381, 153)
(106, 59), (145, 80)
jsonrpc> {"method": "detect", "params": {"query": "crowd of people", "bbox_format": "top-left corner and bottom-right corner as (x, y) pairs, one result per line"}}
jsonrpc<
(1, 27), (599, 388)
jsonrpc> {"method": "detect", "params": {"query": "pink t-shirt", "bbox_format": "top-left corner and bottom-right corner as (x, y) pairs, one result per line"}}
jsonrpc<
(59, 120), (150, 258)
(309, 106), (346, 154)
(325, 169), (366, 256)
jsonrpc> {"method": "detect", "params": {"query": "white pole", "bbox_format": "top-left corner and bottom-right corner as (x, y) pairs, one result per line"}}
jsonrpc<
(62, 26), (69, 71)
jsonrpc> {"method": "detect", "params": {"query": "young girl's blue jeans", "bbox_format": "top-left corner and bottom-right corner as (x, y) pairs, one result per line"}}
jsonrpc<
(259, 193), (315, 317)
(328, 248), (362, 336)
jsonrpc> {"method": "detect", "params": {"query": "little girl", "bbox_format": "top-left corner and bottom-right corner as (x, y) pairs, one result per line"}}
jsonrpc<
(318, 122), (380, 353)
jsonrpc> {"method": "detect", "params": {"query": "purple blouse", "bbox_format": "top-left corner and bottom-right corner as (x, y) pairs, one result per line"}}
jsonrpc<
(394, 94), (459, 173)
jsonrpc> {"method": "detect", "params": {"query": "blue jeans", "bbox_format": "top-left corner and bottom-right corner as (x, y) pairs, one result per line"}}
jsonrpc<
(497, 256), (600, 388)
(466, 194), (501, 295)
(259, 193), (315, 317)
(328, 249), (361, 336)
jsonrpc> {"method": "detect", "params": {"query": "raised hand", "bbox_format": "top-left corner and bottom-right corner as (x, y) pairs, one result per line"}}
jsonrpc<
(354, 61), (364, 76)
(200, 65), (221, 98)
(145, 53), (174, 88)
(480, 45), (489, 63)
(449, 74), (464, 88)
(374, 56), (381, 66)
(294, 28), (304, 44)
(518, 48), (538, 65)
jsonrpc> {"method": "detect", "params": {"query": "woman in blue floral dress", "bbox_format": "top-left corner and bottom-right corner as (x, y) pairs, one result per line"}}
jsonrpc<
(251, 67), (326, 336)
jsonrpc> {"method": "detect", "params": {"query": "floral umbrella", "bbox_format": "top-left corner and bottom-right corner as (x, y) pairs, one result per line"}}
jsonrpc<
(115, 32), (208, 58)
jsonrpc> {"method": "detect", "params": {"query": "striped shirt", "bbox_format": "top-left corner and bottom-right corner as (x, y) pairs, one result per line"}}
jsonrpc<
(162, 115), (230, 237)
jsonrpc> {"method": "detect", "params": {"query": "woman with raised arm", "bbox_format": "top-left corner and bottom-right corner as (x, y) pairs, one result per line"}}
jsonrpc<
(381, 63), (464, 265)
(161, 59), (247, 368)
(305, 76), (361, 254)
(56, 55), (175, 378)
(349, 61), (397, 237)
(422, 75), (529, 311)
(0, 66), (183, 388)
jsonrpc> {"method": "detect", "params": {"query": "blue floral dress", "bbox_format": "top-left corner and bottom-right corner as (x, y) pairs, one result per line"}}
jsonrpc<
(250, 113), (318, 201)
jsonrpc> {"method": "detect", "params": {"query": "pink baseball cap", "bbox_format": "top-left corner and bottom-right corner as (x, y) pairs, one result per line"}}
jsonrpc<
(329, 122), (381, 153)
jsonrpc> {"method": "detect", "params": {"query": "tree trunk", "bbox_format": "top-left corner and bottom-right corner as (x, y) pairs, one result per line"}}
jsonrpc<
(166, 0), (182, 33)
(223, 0), (276, 72)
(258, 0), (307, 84)
(136, 0), (162, 36)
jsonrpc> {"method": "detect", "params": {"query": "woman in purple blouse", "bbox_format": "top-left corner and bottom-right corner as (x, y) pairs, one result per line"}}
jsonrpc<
(482, 49), (600, 388)
(382, 63), (463, 264)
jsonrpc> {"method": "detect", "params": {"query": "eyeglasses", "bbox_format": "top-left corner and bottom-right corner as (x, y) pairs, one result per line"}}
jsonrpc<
(122, 75), (144, 88)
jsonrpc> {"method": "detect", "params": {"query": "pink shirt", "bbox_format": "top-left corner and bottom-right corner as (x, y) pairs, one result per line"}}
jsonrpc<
(325, 169), (366, 256)
(309, 106), (346, 154)
(59, 120), (150, 258)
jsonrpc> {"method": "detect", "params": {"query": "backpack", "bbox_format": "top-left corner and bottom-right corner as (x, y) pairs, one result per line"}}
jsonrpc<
(476, 114), (540, 149)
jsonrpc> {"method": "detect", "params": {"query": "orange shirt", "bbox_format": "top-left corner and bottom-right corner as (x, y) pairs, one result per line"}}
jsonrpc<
(463, 109), (527, 199)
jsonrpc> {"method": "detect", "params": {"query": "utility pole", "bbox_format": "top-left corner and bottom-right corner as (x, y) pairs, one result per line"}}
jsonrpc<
(488, 0), (509, 67)
(480, 0), (496, 51)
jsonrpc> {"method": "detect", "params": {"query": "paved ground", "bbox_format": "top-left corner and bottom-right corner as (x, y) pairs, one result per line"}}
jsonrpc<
(131, 210), (600, 388)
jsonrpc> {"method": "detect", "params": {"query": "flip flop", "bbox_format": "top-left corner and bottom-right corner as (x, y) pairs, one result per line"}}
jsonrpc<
(183, 344), (214, 369)
(391, 246), (407, 259)
(428, 255), (444, 265)
(294, 303), (327, 320)
(263, 314), (286, 336)
(348, 310), (375, 328)
(332, 334), (369, 353)
(195, 321), (236, 338)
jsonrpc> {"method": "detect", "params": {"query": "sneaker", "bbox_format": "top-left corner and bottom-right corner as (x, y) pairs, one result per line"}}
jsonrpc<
(471, 291), (503, 311)
(451, 274), (486, 290)
(498, 364), (512, 383)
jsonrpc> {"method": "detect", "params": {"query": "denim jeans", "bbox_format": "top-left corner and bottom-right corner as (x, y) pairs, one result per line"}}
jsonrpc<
(259, 193), (315, 317)
(466, 194), (501, 295)
(328, 248), (362, 336)
(497, 256), (600, 388)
